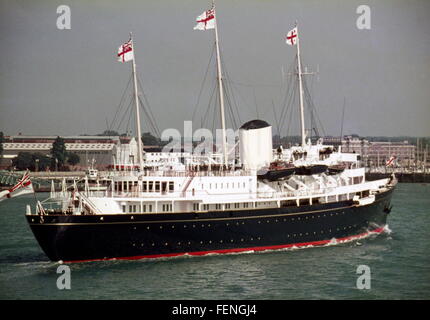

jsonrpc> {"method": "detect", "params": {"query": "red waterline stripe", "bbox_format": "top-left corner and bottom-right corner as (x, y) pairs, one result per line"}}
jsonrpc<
(64, 227), (386, 264)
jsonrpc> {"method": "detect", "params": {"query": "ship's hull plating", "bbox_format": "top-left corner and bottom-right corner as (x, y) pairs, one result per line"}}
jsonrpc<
(26, 188), (394, 262)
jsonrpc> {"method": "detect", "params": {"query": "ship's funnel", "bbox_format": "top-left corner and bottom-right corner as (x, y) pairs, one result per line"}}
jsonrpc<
(239, 120), (273, 171)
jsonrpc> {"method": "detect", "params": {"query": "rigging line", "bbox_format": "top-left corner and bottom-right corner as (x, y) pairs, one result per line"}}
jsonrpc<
(219, 56), (240, 124)
(278, 57), (296, 128)
(116, 94), (134, 135)
(285, 79), (297, 141)
(136, 75), (161, 138)
(222, 75), (241, 128)
(137, 94), (160, 138)
(212, 81), (219, 134)
(191, 41), (216, 124)
(109, 74), (133, 131)
(202, 81), (218, 130)
(225, 79), (281, 88)
(282, 61), (298, 126)
(222, 80), (238, 130)
(272, 100), (281, 138)
(220, 67), (238, 130)
(125, 96), (135, 137)
(219, 49), (241, 129)
(279, 69), (297, 135)
(303, 76), (326, 137)
(138, 97), (159, 138)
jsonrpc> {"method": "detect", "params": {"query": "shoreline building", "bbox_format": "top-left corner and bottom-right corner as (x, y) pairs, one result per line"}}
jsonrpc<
(340, 135), (416, 167)
(0, 135), (123, 170)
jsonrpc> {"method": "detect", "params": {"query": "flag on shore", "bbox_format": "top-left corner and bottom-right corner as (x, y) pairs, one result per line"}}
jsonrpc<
(194, 6), (215, 30)
(286, 27), (298, 46)
(0, 170), (34, 202)
(117, 38), (134, 63)
(386, 156), (396, 167)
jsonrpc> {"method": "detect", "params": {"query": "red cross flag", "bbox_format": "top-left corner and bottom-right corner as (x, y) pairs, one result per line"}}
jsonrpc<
(194, 7), (215, 30)
(286, 27), (298, 46)
(0, 170), (34, 202)
(386, 156), (396, 167)
(117, 39), (134, 63)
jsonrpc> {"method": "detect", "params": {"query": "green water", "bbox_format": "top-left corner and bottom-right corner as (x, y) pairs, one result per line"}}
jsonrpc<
(0, 184), (429, 300)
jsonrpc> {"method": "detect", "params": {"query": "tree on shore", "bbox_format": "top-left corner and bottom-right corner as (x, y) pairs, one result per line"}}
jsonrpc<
(66, 152), (80, 166)
(51, 136), (66, 170)
(12, 152), (51, 171)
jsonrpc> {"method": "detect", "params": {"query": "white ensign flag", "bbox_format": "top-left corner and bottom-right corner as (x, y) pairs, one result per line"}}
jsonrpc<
(193, 7), (215, 30)
(286, 27), (298, 46)
(117, 39), (134, 63)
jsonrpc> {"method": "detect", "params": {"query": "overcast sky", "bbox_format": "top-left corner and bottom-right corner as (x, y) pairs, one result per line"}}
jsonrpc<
(0, 0), (429, 138)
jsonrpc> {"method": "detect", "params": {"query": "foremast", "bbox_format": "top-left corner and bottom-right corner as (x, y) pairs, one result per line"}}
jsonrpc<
(212, 1), (228, 167)
(130, 33), (144, 170)
(294, 23), (306, 148)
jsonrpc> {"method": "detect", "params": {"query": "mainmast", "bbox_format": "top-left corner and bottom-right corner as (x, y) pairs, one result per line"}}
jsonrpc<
(295, 23), (306, 147)
(213, 1), (228, 167)
(130, 33), (144, 170)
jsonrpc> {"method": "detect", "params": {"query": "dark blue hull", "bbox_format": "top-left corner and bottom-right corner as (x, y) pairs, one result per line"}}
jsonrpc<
(26, 187), (395, 262)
